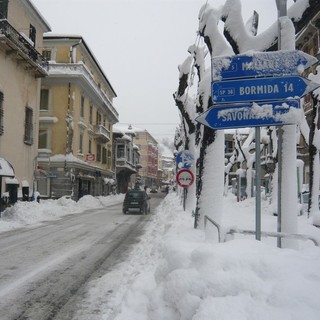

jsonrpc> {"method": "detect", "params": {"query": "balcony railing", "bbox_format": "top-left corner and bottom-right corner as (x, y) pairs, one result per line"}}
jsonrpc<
(116, 158), (137, 172)
(0, 19), (48, 77)
(94, 124), (110, 143)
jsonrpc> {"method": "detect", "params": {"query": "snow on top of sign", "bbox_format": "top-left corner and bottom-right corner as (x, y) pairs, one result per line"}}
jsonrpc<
(212, 49), (316, 80)
(216, 101), (301, 124)
(273, 105), (301, 123)
(212, 57), (231, 80)
(252, 50), (310, 74)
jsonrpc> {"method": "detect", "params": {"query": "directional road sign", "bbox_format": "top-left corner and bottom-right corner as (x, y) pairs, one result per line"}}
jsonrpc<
(212, 50), (318, 80)
(196, 100), (301, 130)
(212, 76), (320, 104)
(176, 169), (194, 188)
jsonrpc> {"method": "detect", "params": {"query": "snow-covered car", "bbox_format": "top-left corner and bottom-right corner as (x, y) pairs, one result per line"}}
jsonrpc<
(123, 189), (151, 214)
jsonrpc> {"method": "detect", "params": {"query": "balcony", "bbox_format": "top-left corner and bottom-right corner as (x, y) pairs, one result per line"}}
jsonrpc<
(0, 19), (48, 77)
(46, 63), (119, 122)
(94, 124), (110, 143)
(116, 158), (137, 173)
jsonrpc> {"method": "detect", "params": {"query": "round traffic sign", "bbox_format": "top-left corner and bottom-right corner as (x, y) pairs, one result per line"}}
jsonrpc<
(176, 169), (194, 188)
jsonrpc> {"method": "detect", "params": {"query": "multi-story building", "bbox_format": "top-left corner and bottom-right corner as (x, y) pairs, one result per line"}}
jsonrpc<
(36, 35), (118, 199)
(131, 127), (158, 187)
(158, 146), (175, 188)
(113, 124), (141, 193)
(0, 0), (50, 207)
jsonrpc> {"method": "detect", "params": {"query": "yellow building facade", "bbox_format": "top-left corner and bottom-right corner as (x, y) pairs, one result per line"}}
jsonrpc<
(0, 0), (50, 208)
(37, 35), (118, 199)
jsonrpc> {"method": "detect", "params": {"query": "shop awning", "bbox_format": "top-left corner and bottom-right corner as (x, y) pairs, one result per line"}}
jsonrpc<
(0, 158), (15, 177)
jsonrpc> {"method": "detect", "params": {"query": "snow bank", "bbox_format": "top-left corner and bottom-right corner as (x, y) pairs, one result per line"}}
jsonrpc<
(107, 193), (320, 320)
(0, 194), (124, 232)
(1, 192), (320, 320)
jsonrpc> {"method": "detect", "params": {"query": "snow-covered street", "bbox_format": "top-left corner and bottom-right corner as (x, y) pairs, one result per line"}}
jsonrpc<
(0, 194), (162, 319)
(0, 191), (319, 319)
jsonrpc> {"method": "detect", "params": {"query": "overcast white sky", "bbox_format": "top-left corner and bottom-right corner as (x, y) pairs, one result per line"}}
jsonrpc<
(31, 0), (294, 141)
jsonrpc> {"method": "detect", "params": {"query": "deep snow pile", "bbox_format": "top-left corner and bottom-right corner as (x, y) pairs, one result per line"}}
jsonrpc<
(0, 192), (320, 319)
(0, 194), (124, 233)
(93, 193), (320, 320)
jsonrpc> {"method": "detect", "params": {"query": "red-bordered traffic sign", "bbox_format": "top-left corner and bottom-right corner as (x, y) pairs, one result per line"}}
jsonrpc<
(86, 153), (95, 161)
(176, 169), (194, 188)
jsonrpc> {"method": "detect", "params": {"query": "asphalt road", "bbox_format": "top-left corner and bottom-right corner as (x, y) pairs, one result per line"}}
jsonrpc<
(0, 193), (165, 320)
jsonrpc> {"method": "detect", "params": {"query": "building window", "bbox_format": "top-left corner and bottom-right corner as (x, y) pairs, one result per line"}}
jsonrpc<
(88, 138), (92, 154)
(79, 133), (83, 154)
(107, 149), (112, 168)
(80, 95), (85, 118)
(42, 50), (52, 61)
(89, 105), (93, 124)
(117, 145), (125, 158)
(225, 140), (233, 154)
(40, 89), (49, 111)
(24, 107), (33, 145)
(97, 144), (101, 161)
(102, 147), (107, 164)
(29, 24), (36, 47)
(96, 112), (102, 125)
(38, 129), (48, 149)
(0, 0), (8, 19)
(0, 92), (3, 135)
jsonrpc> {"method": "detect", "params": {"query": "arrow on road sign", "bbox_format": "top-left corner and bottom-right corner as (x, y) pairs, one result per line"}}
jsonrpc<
(196, 100), (301, 130)
(212, 50), (318, 80)
(212, 76), (320, 104)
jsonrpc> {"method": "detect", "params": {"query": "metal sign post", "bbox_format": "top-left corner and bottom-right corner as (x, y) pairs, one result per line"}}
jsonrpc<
(255, 127), (261, 240)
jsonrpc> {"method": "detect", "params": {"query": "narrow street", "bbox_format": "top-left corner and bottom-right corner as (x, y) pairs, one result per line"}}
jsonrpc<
(0, 193), (164, 320)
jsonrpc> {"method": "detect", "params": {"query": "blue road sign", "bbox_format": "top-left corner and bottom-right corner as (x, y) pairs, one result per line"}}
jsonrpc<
(212, 50), (318, 80)
(176, 150), (194, 169)
(212, 76), (319, 104)
(196, 100), (301, 130)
